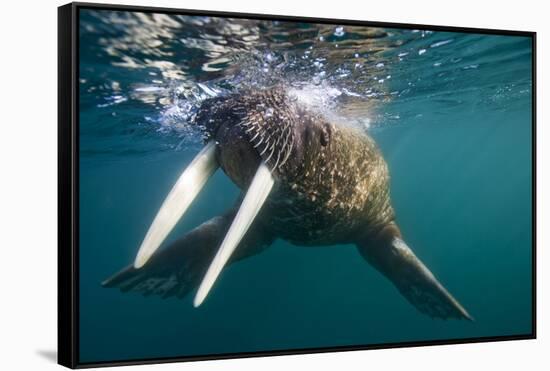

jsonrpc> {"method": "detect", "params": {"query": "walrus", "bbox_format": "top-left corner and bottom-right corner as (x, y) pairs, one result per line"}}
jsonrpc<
(103, 86), (472, 320)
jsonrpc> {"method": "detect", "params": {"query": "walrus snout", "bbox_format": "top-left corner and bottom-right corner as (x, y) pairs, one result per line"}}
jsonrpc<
(214, 120), (262, 189)
(195, 86), (303, 184)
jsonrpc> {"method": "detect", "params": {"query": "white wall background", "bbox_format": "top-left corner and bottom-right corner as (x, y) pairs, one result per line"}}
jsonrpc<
(0, 0), (546, 369)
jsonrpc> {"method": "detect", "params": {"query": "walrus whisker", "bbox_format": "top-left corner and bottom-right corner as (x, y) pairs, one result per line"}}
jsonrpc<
(264, 143), (276, 164)
(193, 162), (274, 307)
(271, 147), (282, 171)
(278, 134), (294, 169)
(259, 140), (271, 156)
(250, 131), (261, 142)
(134, 141), (219, 269)
(253, 135), (264, 148)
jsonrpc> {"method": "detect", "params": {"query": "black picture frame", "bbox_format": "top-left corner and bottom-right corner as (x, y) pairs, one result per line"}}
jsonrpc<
(58, 2), (537, 368)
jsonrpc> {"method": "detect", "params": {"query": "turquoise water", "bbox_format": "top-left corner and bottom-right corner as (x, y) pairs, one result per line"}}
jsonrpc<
(78, 9), (533, 364)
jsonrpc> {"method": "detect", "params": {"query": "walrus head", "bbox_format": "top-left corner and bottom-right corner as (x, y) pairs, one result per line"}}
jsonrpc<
(134, 86), (332, 306)
(194, 86), (331, 187)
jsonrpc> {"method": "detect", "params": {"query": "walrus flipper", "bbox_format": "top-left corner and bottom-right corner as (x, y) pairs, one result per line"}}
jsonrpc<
(102, 210), (274, 300)
(356, 225), (473, 321)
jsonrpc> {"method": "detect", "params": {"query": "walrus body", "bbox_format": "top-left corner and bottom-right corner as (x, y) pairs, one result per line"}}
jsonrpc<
(199, 88), (392, 246)
(103, 86), (472, 321)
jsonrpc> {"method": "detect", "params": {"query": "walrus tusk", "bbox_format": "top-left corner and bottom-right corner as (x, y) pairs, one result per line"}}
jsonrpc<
(194, 162), (274, 307)
(134, 142), (219, 269)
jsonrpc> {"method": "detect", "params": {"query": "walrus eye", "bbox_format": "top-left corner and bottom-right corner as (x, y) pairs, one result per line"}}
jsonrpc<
(133, 142), (219, 268)
(320, 130), (329, 146)
(320, 124), (331, 146)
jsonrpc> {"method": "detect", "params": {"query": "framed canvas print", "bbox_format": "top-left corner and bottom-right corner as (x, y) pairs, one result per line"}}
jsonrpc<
(58, 2), (536, 368)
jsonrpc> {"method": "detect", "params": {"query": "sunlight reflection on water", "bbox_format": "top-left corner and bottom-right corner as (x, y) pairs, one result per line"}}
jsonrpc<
(79, 10), (532, 155)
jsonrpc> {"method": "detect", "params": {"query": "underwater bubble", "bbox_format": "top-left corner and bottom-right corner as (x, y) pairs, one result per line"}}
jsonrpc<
(334, 26), (345, 37)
